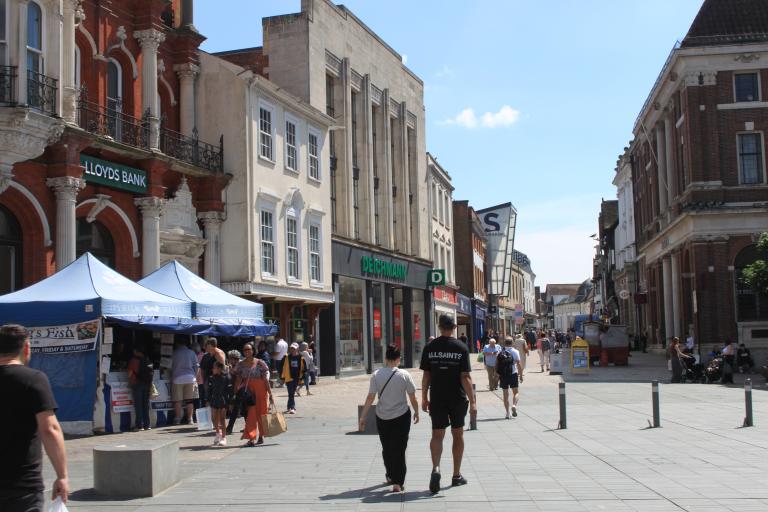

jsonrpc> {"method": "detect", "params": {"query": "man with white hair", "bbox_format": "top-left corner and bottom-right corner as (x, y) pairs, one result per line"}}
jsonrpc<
(482, 338), (501, 390)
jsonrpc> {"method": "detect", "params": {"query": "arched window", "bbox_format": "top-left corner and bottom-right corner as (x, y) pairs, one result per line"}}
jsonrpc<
(735, 245), (768, 322)
(0, 205), (22, 294)
(26, 2), (42, 73)
(76, 219), (115, 269)
(106, 60), (122, 139)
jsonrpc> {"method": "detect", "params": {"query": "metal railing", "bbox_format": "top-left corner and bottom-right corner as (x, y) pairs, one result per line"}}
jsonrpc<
(27, 70), (57, 116)
(160, 126), (223, 173)
(77, 89), (150, 150)
(0, 66), (17, 105)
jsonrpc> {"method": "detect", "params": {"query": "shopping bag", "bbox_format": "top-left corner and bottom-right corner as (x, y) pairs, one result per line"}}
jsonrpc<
(196, 406), (213, 431)
(261, 406), (287, 437)
(667, 359), (672, 371)
(477, 353), (484, 363)
(48, 497), (69, 512)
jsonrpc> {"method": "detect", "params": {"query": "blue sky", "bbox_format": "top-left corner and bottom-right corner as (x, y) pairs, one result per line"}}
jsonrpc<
(196, 0), (704, 287)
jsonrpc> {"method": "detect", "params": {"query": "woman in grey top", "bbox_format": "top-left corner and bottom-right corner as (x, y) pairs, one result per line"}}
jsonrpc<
(359, 345), (419, 493)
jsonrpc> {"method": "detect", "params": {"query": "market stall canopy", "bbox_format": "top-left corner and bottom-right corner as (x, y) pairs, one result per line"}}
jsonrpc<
(0, 253), (191, 327)
(138, 260), (278, 337)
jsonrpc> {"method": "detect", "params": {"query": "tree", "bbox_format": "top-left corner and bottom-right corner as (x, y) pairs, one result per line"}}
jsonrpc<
(742, 232), (768, 296)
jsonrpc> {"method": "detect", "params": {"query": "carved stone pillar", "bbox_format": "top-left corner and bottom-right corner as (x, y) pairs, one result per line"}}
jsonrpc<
(198, 211), (224, 285)
(135, 196), (165, 276)
(174, 63), (198, 136)
(47, 176), (86, 269)
(134, 29), (166, 150)
(655, 125), (668, 214)
(61, 0), (80, 123)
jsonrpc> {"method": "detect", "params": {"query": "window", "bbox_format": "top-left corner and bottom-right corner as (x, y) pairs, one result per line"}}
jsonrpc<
(0, 205), (22, 294)
(285, 118), (297, 171)
(432, 183), (438, 219)
(309, 224), (321, 282)
(286, 215), (299, 279)
(26, 2), (42, 74)
(106, 60), (122, 139)
(735, 73), (759, 102)
(0, 0), (7, 66)
(438, 189), (444, 224)
(738, 133), (764, 184)
(259, 106), (273, 161)
(76, 219), (114, 269)
(444, 194), (451, 227)
(736, 245), (768, 321)
(433, 242), (438, 265)
(447, 248), (452, 283)
(260, 210), (274, 275)
(308, 130), (320, 180)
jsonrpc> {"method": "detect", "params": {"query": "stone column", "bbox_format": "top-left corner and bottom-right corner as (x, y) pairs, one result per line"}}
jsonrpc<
(17, 0), (29, 105)
(363, 74), (375, 244)
(135, 196), (165, 276)
(399, 101), (411, 254)
(61, 0), (80, 123)
(47, 176), (86, 269)
(174, 63), (198, 136)
(341, 57), (354, 239)
(662, 256), (673, 345)
(655, 125), (668, 214)
(381, 88), (394, 249)
(198, 211), (224, 286)
(664, 114), (675, 206)
(671, 252), (682, 338)
(134, 29), (166, 150)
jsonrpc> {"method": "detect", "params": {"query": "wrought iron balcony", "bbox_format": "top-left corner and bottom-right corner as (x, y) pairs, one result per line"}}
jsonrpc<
(160, 126), (223, 174)
(0, 66), (17, 105)
(27, 70), (57, 116)
(77, 92), (150, 150)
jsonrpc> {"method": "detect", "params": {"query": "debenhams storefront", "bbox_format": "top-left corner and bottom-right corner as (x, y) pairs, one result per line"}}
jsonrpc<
(319, 241), (434, 376)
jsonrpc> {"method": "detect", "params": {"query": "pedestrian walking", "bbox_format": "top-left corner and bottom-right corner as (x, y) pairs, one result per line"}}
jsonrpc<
(482, 338), (501, 390)
(225, 349), (242, 435)
(512, 334), (529, 377)
(497, 337), (523, 419)
(234, 343), (273, 446)
(359, 345), (420, 493)
(536, 332), (551, 372)
(208, 361), (232, 446)
(199, 338), (225, 406)
(525, 328), (536, 352)
(420, 314), (476, 494)
(721, 338), (736, 384)
(171, 339), (199, 424)
(298, 342), (314, 396)
(669, 337), (693, 383)
(272, 338), (288, 387)
(127, 345), (153, 431)
(0, 324), (69, 511)
(280, 343), (306, 414)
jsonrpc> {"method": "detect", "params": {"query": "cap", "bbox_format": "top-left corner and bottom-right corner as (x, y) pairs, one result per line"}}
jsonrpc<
(289, 342), (299, 349)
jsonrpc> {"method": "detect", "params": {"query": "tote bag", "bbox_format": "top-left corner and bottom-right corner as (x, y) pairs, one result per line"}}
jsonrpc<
(261, 405), (287, 437)
(196, 406), (213, 431)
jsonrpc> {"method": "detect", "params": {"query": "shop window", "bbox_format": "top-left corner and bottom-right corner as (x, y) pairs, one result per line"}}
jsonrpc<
(76, 219), (115, 268)
(0, 205), (22, 294)
(736, 245), (768, 322)
(338, 276), (365, 371)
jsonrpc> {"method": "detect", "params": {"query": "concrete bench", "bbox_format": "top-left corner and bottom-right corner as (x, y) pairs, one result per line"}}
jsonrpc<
(357, 405), (378, 434)
(93, 440), (179, 497)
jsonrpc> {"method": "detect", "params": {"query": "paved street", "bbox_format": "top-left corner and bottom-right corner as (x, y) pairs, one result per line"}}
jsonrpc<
(50, 351), (768, 511)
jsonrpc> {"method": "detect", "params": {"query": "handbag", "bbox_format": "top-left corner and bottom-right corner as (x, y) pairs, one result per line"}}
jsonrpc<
(261, 405), (287, 437)
(477, 353), (484, 363)
(237, 371), (257, 407)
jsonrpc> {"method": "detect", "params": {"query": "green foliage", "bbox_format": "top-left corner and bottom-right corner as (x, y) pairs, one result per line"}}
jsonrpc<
(742, 232), (768, 296)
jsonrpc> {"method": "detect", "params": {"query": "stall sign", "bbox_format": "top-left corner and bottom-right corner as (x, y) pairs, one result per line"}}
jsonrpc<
(28, 320), (100, 354)
(150, 380), (173, 411)
(110, 383), (134, 413)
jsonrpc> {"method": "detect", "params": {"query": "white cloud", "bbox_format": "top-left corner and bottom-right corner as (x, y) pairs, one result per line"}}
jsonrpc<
(440, 105), (521, 129)
(401, 54), (408, 64)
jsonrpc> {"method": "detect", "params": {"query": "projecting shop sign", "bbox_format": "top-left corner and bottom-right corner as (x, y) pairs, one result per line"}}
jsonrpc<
(81, 155), (148, 193)
(476, 202), (517, 297)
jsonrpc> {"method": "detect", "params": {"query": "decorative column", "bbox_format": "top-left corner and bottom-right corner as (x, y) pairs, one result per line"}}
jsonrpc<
(174, 63), (199, 136)
(47, 176), (86, 269)
(662, 256), (674, 345)
(671, 252), (682, 338)
(198, 211), (224, 286)
(134, 29), (166, 150)
(61, 1), (79, 123)
(381, 88), (394, 249)
(17, 0), (29, 105)
(655, 125), (668, 215)
(663, 115), (675, 207)
(135, 196), (165, 276)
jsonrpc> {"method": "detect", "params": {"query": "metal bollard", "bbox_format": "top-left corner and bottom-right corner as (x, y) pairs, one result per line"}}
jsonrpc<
(651, 380), (661, 428)
(744, 378), (754, 427)
(558, 382), (567, 429)
(469, 383), (477, 430)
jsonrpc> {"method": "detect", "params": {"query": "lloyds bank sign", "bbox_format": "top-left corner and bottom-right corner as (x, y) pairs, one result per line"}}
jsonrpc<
(80, 155), (148, 194)
(361, 255), (408, 281)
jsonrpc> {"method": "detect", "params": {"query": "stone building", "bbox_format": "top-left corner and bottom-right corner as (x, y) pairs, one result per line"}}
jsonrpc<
(258, 0), (432, 373)
(628, 0), (768, 353)
(0, 0), (226, 292)
(613, 148), (639, 336)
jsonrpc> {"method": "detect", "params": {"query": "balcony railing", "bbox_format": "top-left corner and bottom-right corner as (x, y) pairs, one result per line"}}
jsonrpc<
(27, 70), (57, 116)
(0, 66), (17, 105)
(160, 126), (223, 173)
(77, 92), (150, 151)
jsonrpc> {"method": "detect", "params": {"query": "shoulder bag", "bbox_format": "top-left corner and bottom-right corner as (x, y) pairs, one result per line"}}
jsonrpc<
(377, 369), (398, 400)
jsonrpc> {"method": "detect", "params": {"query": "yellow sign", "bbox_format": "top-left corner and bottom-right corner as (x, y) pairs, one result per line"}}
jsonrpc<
(571, 336), (590, 374)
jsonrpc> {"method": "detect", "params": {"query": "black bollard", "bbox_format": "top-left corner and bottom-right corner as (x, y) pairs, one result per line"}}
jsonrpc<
(744, 378), (754, 427)
(469, 383), (477, 430)
(558, 382), (567, 429)
(651, 380), (661, 428)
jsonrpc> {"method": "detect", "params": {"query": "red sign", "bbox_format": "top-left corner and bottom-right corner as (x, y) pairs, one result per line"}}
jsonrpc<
(414, 313), (421, 339)
(394, 305), (402, 350)
(373, 308), (382, 339)
(434, 286), (457, 304)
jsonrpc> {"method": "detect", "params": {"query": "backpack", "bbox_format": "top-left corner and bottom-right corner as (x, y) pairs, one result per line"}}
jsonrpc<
(137, 356), (154, 385)
(542, 338), (552, 351)
(496, 348), (514, 375)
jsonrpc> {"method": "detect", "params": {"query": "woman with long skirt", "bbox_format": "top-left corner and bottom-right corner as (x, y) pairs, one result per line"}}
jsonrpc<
(234, 343), (273, 446)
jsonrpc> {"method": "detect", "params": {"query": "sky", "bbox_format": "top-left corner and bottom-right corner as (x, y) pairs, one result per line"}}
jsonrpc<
(195, 0), (705, 288)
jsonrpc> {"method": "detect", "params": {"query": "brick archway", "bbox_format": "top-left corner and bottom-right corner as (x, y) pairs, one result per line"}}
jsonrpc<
(76, 201), (141, 280)
(0, 187), (53, 286)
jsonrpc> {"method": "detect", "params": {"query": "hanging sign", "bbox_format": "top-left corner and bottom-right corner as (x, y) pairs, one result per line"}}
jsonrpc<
(373, 308), (382, 339)
(81, 154), (148, 193)
(28, 320), (100, 354)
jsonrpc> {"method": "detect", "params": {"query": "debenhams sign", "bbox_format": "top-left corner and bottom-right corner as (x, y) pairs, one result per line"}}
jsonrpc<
(81, 155), (147, 194)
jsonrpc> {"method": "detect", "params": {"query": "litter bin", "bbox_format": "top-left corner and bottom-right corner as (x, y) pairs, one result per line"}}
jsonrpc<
(549, 350), (564, 375)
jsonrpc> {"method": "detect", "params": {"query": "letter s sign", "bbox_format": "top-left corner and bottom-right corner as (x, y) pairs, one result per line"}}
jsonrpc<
(483, 213), (500, 233)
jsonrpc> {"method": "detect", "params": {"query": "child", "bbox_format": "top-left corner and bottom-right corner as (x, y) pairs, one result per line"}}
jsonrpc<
(208, 362), (232, 446)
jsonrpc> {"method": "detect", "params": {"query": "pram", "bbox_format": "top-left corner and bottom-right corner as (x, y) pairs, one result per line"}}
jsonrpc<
(680, 356), (705, 383)
(704, 356), (724, 383)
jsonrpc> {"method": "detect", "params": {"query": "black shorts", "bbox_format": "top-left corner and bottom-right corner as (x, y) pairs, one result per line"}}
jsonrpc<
(429, 399), (469, 430)
(499, 373), (519, 389)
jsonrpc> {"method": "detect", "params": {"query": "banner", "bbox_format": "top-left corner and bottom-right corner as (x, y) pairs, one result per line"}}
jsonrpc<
(28, 320), (100, 354)
(476, 203), (517, 297)
(110, 382), (134, 413)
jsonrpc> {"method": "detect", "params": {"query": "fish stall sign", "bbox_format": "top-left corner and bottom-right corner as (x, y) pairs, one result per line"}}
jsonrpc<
(28, 320), (101, 353)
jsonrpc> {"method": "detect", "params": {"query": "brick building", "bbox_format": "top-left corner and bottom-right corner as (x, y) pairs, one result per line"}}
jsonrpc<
(452, 200), (487, 346)
(629, 0), (768, 354)
(0, 0), (227, 293)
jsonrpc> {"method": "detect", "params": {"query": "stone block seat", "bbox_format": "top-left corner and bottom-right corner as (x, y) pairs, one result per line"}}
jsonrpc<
(93, 440), (179, 497)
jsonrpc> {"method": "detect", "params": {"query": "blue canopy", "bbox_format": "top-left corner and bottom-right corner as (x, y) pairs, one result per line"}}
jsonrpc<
(138, 260), (277, 337)
(0, 253), (191, 326)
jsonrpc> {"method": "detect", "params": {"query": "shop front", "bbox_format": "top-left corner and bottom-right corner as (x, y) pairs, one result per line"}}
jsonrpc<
(472, 300), (487, 350)
(434, 285), (458, 337)
(320, 241), (433, 375)
(456, 293), (472, 349)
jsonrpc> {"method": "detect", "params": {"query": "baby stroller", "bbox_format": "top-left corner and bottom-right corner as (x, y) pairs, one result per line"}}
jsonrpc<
(705, 356), (724, 383)
(680, 356), (705, 383)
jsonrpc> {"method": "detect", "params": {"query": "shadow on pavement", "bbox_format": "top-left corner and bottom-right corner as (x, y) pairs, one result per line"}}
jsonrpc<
(68, 488), (141, 502)
(319, 484), (437, 504)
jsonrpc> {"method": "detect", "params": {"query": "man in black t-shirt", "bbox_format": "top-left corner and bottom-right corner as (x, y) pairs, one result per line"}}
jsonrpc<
(0, 324), (69, 511)
(420, 314), (476, 494)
